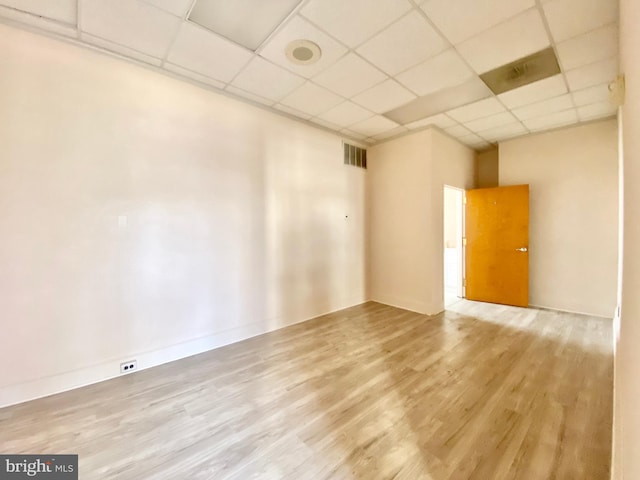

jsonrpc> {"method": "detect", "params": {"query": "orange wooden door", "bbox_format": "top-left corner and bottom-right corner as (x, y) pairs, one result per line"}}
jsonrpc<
(465, 185), (529, 307)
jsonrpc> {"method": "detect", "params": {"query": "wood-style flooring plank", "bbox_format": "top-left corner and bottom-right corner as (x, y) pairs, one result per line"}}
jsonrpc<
(0, 301), (613, 479)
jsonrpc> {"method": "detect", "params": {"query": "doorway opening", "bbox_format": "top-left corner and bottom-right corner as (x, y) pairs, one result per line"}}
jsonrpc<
(444, 186), (464, 307)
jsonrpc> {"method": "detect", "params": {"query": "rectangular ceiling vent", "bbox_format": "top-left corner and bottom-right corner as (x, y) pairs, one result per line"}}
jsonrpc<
(343, 142), (367, 169)
(480, 47), (561, 95)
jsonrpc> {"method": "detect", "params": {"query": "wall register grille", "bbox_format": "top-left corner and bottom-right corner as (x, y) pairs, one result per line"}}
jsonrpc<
(343, 142), (367, 169)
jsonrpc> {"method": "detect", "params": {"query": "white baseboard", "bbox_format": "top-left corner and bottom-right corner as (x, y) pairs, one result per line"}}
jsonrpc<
(369, 293), (439, 316)
(0, 322), (271, 409)
(0, 299), (365, 409)
(529, 303), (613, 319)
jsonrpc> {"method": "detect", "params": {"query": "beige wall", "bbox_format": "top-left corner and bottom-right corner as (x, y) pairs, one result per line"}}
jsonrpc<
(476, 147), (499, 188)
(614, 0), (640, 476)
(368, 129), (474, 315)
(0, 25), (367, 407)
(500, 120), (618, 318)
(367, 131), (433, 314)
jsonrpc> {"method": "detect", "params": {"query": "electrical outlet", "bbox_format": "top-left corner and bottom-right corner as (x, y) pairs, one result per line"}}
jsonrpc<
(120, 360), (137, 374)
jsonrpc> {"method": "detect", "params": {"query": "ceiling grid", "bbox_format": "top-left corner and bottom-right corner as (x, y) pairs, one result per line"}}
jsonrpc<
(0, 0), (619, 149)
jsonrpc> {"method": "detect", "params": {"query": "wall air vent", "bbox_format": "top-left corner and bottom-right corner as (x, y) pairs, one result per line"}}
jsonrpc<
(343, 142), (367, 169)
(480, 47), (561, 95)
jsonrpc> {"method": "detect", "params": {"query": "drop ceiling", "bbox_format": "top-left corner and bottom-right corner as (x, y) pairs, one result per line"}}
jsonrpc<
(0, 0), (619, 149)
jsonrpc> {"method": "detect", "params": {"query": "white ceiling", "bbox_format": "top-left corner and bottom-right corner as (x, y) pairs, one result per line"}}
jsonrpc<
(0, 0), (619, 149)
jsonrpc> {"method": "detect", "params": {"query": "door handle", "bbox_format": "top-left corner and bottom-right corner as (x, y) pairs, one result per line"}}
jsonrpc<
(516, 247), (528, 252)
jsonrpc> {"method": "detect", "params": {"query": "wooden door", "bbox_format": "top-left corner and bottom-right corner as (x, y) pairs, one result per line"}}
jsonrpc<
(465, 185), (529, 307)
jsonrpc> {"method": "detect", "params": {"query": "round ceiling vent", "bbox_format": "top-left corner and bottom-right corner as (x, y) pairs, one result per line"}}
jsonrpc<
(285, 40), (322, 65)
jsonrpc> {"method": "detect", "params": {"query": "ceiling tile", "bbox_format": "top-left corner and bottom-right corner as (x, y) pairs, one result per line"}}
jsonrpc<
(456, 9), (550, 74)
(80, 0), (181, 58)
(458, 132), (486, 147)
(167, 23), (253, 83)
(0, 0), (76, 23)
(188, 0), (303, 51)
(279, 81), (344, 116)
(470, 141), (494, 150)
(511, 93), (574, 120)
(577, 101), (617, 121)
(300, 0), (411, 48)
(164, 63), (226, 88)
(0, 4), (77, 36)
(318, 101), (374, 127)
(396, 49), (474, 96)
(571, 83), (610, 107)
(225, 85), (275, 106)
(258, 15), (348, 78)
(445, 124), (472, 138)
(273, 103), (313, 120)
(349, 115), (400, 136)
(140, 0), (192, 17)
(543, 0), (618, 43)
(312, 53), (387, 98)
(472, 141), (495, 149)
(464, 111), (518, 132)
(446, 97), (506, 123)
(556, 24), (618, 71)
(356, 11), (448, 76)
(351, 79), (416, 114)
(478, 122), (528, 141)
(498, 74), (567, 108)
(522, 109), (578, 131)
(340, 129), (368, 141)
(421, 0), (534, 44)
(405, 113), (457, 130)
(231, 56), (305, 101)
(373, 126), (409, 141)
(310, 117), (342, 131)
(565, 57), (618, 91)
(82, 33), (163, 66)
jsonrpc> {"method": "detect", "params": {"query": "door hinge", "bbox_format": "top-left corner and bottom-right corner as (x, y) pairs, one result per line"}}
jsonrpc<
(463, 237), (467, 246)
(463, 196), (467, 205)
(463, 278), (466, 287)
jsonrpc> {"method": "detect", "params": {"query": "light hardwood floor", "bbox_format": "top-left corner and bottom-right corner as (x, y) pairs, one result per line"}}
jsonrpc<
(0, 301), (613, 479)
